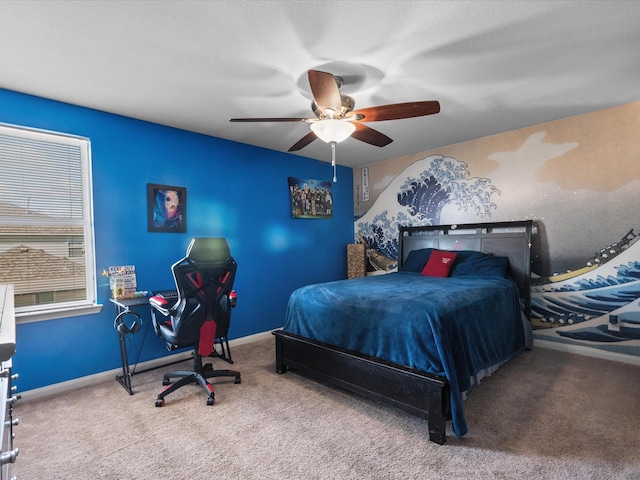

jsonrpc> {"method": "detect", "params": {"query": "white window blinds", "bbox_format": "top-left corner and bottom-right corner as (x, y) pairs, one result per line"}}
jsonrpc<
(0, 123), (98, 320)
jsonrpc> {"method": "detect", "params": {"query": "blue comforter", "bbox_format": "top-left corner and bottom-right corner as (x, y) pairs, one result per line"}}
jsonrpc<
(282, 272), (525, 437)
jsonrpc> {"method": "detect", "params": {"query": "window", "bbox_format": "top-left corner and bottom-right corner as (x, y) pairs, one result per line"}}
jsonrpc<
(0, 123), (100, 322)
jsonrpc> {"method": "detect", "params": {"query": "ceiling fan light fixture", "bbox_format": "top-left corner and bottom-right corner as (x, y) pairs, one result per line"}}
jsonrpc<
(310, 119), (356, 143)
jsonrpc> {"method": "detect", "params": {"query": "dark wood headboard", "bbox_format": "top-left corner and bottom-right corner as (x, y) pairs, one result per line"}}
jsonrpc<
(398, 221), (533, 320)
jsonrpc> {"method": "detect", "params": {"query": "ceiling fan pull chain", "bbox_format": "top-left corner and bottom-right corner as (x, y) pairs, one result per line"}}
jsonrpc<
(331, 141), (337, 182)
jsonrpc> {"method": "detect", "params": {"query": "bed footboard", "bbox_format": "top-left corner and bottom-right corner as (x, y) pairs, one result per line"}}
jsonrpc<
(273, 329), (450, 445)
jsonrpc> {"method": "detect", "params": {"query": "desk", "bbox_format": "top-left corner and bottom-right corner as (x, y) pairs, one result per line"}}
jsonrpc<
(110, 297), (150, 395)
(111, 294), (187, 395)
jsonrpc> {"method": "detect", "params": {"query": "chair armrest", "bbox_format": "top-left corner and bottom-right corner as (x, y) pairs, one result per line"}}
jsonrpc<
(149, 295), (174, 336)
(149, 295), (170, 312)
(229, 290), (237, 308)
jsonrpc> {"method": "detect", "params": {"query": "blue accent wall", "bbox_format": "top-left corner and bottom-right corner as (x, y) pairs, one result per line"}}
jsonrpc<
(0, 88), (354, 392)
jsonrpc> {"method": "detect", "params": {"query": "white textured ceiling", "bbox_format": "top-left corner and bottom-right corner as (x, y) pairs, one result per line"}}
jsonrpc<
(1, 1), (640, 168)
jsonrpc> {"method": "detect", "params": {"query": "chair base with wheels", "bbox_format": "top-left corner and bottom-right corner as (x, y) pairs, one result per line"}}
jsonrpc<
(155, 344), (241, 407)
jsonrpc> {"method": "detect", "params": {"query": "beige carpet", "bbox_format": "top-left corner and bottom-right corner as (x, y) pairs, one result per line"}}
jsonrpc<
(13, 336), (640, 479)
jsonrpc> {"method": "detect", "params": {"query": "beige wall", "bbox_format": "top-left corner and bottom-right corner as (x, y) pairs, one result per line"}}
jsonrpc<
(355, 101), (640, 215)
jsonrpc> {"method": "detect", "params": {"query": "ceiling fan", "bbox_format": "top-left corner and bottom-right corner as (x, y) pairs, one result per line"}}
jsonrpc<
(230, 69), (440, 180)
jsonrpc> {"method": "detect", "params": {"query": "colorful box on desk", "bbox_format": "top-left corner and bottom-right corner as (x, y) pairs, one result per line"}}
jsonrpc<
(109, 265), (137, 299)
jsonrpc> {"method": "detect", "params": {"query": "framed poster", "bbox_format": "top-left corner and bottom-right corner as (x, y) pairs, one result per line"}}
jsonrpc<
(288, 177), (332, 219)
(147, 183), (186, 233)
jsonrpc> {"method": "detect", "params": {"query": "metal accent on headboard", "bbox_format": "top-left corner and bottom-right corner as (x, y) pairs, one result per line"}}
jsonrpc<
(398, 221), (533, 320)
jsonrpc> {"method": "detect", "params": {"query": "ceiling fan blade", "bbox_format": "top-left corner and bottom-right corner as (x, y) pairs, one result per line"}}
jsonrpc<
(354, 101), (440, 122)
(308, 70), (342, 115)
(351, 122), (393, 147)
(229, 117), (309, 123)
(288, 131), (318, 152)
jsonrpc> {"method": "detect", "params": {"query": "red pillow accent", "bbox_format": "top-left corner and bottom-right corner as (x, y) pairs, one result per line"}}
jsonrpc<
(421, 250), (458, 277)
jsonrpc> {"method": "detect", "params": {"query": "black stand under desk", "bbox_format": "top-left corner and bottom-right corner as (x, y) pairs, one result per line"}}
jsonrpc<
(110, 297), (150, 395)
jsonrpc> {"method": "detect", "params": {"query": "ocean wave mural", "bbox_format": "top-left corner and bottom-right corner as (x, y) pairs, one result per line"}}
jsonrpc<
(355, 155), (499, 268)
(532, 234), (640, 355)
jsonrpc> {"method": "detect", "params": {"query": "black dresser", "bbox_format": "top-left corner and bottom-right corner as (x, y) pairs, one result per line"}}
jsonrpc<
(0, 285), (18, 479)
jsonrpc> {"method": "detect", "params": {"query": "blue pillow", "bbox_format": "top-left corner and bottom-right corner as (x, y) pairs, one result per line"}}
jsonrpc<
(450, 251), (510, 277)
(400, 248), (434, 273)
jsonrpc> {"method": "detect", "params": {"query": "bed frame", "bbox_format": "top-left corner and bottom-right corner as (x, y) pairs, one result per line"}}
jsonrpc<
(273, 220), (533, 444)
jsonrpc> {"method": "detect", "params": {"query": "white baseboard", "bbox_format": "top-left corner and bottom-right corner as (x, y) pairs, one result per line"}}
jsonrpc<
(534, 338), (640, 366)
(28, 332), (636, 402)
(18, 330), (275, 402)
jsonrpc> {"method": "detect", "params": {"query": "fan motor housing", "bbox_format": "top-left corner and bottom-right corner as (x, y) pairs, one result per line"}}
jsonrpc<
(312, 94), (355, 119)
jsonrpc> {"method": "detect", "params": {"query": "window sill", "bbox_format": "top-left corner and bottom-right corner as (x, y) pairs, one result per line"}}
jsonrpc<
(16, 303), (104, 324)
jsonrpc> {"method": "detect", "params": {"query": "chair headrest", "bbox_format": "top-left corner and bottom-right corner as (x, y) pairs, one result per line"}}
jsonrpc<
(186, 238), (231, 262)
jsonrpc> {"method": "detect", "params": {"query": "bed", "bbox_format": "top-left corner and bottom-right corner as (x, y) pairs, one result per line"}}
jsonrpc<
(273, 221), (533, 444)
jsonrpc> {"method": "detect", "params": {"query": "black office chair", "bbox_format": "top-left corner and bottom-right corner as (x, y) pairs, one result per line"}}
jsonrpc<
(149, 237), (240, 407)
